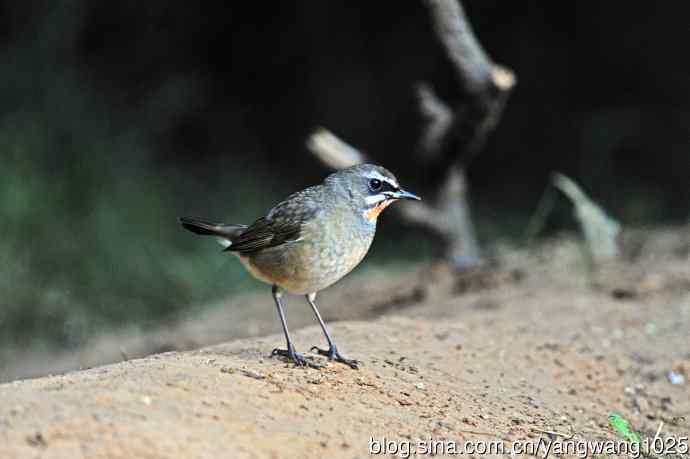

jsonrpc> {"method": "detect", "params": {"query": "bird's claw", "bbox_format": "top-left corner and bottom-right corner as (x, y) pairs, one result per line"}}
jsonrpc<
(310, 346), (359, 369)
(271, 347), (323, 369)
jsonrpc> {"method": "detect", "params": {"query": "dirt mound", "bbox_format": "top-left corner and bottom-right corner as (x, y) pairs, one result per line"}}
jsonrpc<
(1, 229), (688, 458)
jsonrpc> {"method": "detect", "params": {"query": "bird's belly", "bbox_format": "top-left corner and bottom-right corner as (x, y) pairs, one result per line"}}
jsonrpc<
(240, 229), (374, 294)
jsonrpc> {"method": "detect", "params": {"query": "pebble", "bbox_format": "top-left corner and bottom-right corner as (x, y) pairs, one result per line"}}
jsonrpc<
(667, 371), (685, 385)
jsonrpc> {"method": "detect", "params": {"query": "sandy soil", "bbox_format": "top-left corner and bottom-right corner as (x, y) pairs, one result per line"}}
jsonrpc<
(1, 228), (689, 458)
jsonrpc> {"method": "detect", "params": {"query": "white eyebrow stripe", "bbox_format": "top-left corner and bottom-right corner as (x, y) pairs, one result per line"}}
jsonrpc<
(364, 194), (387, 206)
(365, 171), (399, 189)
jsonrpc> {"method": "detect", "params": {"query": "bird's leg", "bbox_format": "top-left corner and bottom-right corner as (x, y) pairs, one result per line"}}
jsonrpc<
(306, 293), (359, 369)
(270, 286), (322, 369)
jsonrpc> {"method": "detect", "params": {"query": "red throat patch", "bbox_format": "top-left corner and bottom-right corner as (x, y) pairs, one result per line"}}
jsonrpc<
(363, 200), (393, 221)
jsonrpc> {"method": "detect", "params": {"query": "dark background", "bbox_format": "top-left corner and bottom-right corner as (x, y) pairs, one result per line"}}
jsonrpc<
(0, 1), (688, 367)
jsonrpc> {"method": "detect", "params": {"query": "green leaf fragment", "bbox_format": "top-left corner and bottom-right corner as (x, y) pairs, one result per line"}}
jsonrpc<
(608, 413), (641, 444)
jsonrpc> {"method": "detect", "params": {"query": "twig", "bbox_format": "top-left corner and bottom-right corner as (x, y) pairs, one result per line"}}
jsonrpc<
(653, 421), (664, 442)
(416, 82), (454, 160)
(531, 427), (576, 440)
(306, 127), (364, 170)
(524, 182), (559, 244)
(552, 172), (621, 262)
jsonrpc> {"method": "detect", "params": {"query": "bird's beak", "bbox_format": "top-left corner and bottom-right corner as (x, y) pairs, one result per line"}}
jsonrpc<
(386, 189), (421, 201)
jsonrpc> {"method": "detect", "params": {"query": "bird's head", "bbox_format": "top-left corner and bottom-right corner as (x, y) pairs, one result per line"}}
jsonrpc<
(325, 164), (421, 222)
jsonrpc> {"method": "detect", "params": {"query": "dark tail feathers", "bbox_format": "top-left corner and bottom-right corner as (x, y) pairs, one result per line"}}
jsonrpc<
(178, 217), (247, 240)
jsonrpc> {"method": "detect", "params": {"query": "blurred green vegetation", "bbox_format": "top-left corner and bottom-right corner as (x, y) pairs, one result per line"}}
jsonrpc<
(0, 113), (270, 354)
(0, 2), (282, 361)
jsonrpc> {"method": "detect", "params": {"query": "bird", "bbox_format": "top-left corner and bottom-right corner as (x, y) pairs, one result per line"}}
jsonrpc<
(179, 164), (420, 369)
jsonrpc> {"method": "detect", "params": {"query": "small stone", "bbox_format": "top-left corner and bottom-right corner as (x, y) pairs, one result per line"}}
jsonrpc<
(240, 369), (265, 380)
(26, 432), (47, 448)
(667, 371), (685, 385)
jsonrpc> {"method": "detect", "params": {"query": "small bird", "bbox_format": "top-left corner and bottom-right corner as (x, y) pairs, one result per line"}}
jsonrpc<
(179, 164), (420, 369)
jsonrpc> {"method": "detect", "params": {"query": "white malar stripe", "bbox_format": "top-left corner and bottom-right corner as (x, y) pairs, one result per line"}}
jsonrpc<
(365, 171), (399, 189)
(364, 194), (387, 206)
(216, 238), (232, 248)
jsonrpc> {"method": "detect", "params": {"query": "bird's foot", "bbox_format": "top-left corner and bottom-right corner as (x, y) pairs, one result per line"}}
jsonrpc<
(310, 345), (359, 369)
(271, 347), (323, 369)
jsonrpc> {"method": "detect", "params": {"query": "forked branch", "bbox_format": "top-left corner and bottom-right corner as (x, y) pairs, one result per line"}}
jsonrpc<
(308, 0), (515, 269)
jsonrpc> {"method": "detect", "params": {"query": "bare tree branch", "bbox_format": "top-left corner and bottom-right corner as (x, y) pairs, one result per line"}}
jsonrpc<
(306, 127), (364, 169)
(416, 82), (454, 160)
(307, 0), (515, 270)
(552, 173), (621, 262)
(423, 0), (494, 93)
(421, 0), (515, 166)
(411, 0), (515, 268)
(398, 165), (481, 267)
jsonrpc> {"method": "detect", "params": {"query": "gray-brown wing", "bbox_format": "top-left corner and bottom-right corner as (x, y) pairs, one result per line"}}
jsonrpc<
(225, 187), (322, 254)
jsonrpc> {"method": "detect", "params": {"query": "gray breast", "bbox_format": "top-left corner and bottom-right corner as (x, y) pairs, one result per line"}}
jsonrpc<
(243, 206), (377, 294)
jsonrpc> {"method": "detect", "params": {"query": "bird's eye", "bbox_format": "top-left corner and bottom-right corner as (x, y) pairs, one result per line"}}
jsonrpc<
(369, 178), (382, 191)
